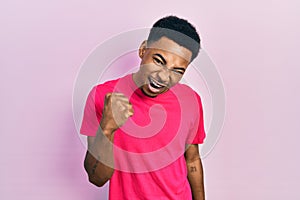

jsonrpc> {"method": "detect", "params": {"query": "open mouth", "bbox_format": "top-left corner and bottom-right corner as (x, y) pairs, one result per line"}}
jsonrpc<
(148, 77), (166, 93)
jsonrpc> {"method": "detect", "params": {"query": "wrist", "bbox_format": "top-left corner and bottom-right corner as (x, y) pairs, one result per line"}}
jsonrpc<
(100, 122), (115, 138)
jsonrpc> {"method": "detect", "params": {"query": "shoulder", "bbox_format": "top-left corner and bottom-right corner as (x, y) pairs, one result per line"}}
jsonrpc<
(94, 78), (120, 91)
(173, 83), (203, 114)
(174, 83), (202, 100)
(85, 78), (121, 107)
(91, 76), (126, 97)
(93, 74), (131, 93)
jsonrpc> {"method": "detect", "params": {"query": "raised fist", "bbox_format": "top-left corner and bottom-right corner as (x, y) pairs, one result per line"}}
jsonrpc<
(100, 92), (134, 134)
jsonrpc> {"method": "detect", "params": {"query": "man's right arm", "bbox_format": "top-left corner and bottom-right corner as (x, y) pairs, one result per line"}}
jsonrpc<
(83, 92), (134, 187)
(84, 129), (115, 187)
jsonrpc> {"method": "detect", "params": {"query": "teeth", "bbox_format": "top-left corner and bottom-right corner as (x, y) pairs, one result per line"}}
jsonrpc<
(152, 80), (162, 88)
(150, 78), (163, 88)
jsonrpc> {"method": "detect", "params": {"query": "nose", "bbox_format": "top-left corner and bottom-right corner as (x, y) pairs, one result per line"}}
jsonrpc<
(157, 67), (170, 84)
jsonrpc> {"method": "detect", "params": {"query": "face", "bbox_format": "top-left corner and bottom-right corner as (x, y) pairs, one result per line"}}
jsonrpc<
(133, 36), (192, 98)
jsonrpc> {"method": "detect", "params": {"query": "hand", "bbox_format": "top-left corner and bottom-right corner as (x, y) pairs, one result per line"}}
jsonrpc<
(100, 92), (134, 135)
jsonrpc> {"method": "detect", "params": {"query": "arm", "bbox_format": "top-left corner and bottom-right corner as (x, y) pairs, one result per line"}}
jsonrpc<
(185, 144), (205, 200)
(83, 93), (134, 187)
(84, 128), (115, 187)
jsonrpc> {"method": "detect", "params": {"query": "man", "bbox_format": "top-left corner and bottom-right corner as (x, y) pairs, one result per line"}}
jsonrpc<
(81, 16), (206, 199)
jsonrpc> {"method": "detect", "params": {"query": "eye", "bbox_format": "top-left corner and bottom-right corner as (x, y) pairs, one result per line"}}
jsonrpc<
(153, 57), (163, 65)
(172, 69), (184, 75)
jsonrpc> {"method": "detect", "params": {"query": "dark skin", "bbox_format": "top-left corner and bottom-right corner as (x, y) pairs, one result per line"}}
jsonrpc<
(84, 37), (205, 199)
(185, 144), (205, 200)
(84, 93), (133, 187)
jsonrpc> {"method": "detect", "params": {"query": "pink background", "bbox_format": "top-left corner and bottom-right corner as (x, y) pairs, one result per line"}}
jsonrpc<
(1, 0), (299, 199)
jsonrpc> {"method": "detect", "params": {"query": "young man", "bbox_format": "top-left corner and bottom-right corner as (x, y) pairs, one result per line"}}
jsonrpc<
(81, 16), (206, 199)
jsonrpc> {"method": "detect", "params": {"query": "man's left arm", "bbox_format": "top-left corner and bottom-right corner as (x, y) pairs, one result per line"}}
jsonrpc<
(185, 144), (205, 200)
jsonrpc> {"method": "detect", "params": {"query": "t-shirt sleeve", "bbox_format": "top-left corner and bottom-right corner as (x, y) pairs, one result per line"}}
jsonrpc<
(80, 86), (104, 136)
(187, 92), (206, 144)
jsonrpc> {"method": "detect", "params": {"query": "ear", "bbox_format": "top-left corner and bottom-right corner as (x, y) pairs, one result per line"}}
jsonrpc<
(138, 40), (147, 59)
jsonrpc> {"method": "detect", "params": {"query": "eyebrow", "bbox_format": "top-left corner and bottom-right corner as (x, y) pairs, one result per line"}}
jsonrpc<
(153, 53), (186, 73)
(153, 53), (166, 65)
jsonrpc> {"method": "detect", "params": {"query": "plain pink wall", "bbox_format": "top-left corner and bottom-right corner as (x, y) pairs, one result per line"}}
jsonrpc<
(1, 0), (299, 199)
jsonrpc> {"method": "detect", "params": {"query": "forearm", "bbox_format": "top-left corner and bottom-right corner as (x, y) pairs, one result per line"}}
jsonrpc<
(84, 127), (115, 187)
(187, 158), (205, 200)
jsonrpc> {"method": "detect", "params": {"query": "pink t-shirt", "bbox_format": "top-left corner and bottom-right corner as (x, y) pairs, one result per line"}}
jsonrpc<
(81, 74), (206, 200)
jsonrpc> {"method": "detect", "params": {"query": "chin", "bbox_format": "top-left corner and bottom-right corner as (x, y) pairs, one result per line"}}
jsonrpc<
(142, 89), (159, 98)
(141, 86), (160, 98)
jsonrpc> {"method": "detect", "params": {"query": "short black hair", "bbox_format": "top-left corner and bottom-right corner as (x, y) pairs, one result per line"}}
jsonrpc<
(147, 15), (201, 62)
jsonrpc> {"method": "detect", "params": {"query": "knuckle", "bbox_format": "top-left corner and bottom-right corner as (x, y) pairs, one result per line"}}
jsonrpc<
(105, 93), (112, 98)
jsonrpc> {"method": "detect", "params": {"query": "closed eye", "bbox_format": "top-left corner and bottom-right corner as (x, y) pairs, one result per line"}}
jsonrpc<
(153, 57), (164, 66)
(172, 67), (185, 75)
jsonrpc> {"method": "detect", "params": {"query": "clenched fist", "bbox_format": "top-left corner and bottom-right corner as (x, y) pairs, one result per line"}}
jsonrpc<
(100, 92), (134, 135)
